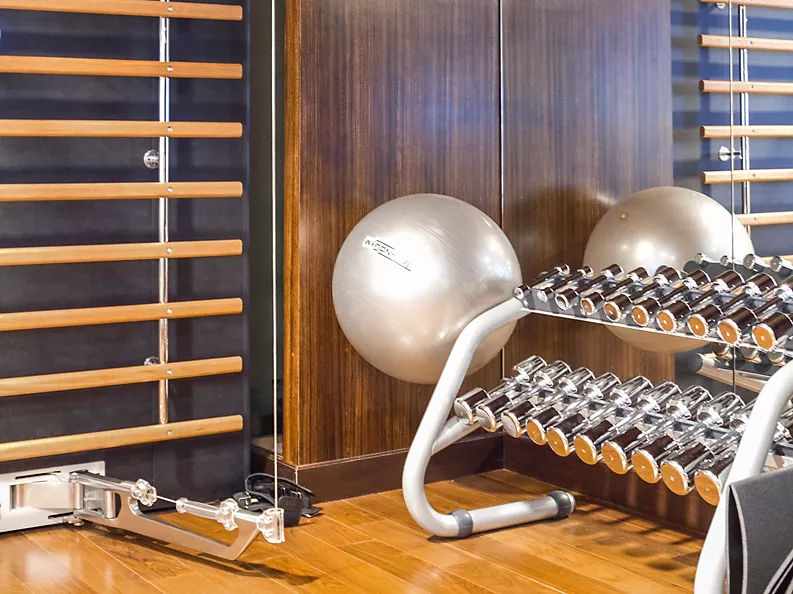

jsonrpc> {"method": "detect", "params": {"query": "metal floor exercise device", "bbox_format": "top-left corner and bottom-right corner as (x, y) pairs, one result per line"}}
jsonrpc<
(0, 465), (285, 560)
(403, 254), (793, 593)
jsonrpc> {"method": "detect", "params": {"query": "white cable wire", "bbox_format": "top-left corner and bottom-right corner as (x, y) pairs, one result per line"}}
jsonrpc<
(728, 0), (738, 390)
(271, 0), (279, 511)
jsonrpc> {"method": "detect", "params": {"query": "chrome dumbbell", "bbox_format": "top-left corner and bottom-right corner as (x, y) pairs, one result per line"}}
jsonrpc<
(554, 265), (622, 311)
(534, 267), (594, 303)
(632, 391), (744, 484)
(454, 356), (546, 426)
(545, 375), (653, 457)
(656, 270), (745, 334)
(500, 363), (584, 438)
(717, 285), (793, 346)
(603, 266), (680, 322)
(514, 266), (571, 301)
(631, 270), (711, 327)
(496, 361), (573, 436)
(601, 385), (712, 475)
(574, 381), (681, 466)
(579, 267), (649, 316)
(687, 273), (777, 338)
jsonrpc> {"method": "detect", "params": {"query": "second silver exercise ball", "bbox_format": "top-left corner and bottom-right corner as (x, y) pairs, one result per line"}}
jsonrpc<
(332, 194), (522, 384)
(584, 186), (754, 352)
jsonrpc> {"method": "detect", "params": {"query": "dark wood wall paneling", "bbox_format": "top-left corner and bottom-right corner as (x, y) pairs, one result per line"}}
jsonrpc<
(284, 0), (502, 466)
(0, 6), (249, 501)
(284, 0), (684, 533)
(501, 0), (675, 383)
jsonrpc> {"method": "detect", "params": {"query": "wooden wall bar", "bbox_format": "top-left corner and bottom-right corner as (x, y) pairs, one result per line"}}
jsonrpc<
(0, 240), (242, 266)
(700, 34), (793, 53)
(500, 0), (674, 382)
(0, 120), (242, 138)
(0, 416), (244, 463)
(0, 181), (243, 201)
(0, 298), (243, 332)
(701, 80), (793, 95)
(0, 357), (243, 398)
(284, 0), (502, 466)
(0, 0), (243, 21)
(0, 56), (242, 79)
(703, 168), (793, 184)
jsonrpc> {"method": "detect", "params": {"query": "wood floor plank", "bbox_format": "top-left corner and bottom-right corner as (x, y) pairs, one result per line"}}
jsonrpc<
(0, 532), (94, 593)
(319, 499), (383, 525)
(258, 554), (362, 593)
(25, 526), (161, 594)
(346, 492), (433, 533)
(276, 527), (426, 593)
(352, 519), (474, 568)
(151, 557), (295, 594)
(341, 539), (492, 594)
(296, 515), (374, 547)
(350, 519), (561, 594)
(444, 559), (563, 594)
(79, 526), (195, 581)
(449, 534), (619, 594)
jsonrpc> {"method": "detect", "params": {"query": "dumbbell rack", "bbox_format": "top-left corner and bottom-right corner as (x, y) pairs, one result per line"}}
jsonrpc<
(403, 255), (793, 593)
(514, 256), (793, 360)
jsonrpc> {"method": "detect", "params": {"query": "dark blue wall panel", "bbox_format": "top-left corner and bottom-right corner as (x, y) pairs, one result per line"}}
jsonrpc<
(0, 3), (250, 503)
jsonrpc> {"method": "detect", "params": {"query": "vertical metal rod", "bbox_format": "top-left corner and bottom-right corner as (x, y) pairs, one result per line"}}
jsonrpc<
(728, 0), (738, 390)
(270, 0), (279, 507)
(158, 6), (171, 425)
(738, 6), (751, 235)
(498, 0), (506, 380)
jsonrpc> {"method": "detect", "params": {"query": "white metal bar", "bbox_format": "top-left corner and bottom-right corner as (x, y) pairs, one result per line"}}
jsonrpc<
(695, 359), (793, 593)
(157, 3), (171, 425)
(402, 299), (574, 537)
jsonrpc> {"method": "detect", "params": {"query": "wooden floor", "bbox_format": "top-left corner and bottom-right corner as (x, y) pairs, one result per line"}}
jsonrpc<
(0, 470), (703, 593)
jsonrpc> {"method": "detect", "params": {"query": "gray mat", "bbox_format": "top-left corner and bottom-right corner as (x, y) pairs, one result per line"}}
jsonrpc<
(727, 466), (793, 594)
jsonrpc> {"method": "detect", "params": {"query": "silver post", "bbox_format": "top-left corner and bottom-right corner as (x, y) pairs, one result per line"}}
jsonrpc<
(158, 3), (171, 424)
(738, 6), (751, 236)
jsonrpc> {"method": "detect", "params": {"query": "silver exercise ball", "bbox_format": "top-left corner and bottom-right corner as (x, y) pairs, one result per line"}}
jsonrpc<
(332, 194), (522, 384)
(584, 186), (754, 352)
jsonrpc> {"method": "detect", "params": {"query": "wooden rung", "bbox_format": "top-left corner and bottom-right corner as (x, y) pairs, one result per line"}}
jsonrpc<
(700, 34), (793, 53)
(738, 212), (793, 226)
(703, 169), (793, 184)
(702, 0), (793, 8)
(0, 240), (242, 266)
(0, 0), (242, 21)
(0, 298), (243, 332)
(702, 125), (793, 138)
(701, 80), (793, 95)
(0, 56), (242, 79)
(0, 181), (242, 202)
(0, 357), (242, 398)
(0, 415), (243, 463)
(0, 120), (242, 138)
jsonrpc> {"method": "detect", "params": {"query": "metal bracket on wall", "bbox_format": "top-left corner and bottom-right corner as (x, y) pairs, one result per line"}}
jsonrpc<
(0, 465), (285, 560)
(0, 461), (105, 532)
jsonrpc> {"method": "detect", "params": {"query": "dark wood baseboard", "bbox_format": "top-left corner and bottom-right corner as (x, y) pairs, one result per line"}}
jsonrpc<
(252, 433), (503, 503)
(503, 437), (715, 535)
